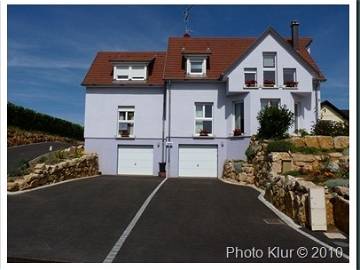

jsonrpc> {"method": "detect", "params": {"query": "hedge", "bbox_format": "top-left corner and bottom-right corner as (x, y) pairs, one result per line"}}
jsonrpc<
(8, 102), (84, 140)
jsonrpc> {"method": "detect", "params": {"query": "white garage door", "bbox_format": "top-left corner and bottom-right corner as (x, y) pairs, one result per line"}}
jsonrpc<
(118, 146), (153, 175)
(179, 145), (218, 177)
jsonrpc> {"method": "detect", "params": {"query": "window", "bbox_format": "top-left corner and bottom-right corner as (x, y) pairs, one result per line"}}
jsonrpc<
(187, 57), (206, 76)
(244, 68), (257, 87)
(263, 53), (276, 68)
(263, 52), (277, 87)
(283, 68), (297, 87)
(118, 106), (135, 137)
(114, 64), (147, 81)
(195, 103), (213, 135)
(234, 102), (244, 134)
(261, 99), (280, 110)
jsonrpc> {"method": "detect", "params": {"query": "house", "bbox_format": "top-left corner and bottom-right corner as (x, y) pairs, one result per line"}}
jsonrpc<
(82, 21), (325, 178)
(320, 100), (349, 125)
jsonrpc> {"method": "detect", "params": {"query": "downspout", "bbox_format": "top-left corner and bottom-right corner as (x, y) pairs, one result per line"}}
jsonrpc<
(314, 79), (320, 122)
(167, 80), (172, 172)
(161, 83), (166, 162)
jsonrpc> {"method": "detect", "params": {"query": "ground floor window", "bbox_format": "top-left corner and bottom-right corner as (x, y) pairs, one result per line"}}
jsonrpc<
(260, 99), (280, 110)
(234, 102), (244, 135)
(118, 106), (135, 137)
(195, 103), (213, 135)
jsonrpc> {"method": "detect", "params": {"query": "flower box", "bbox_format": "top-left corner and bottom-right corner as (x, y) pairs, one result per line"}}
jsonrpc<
(245, 80), (257, 87)
(284, 81), (298, 88)
(233, 128), (243, 136)
(199, 129), (210, 136)
(263, 80), (275, 87)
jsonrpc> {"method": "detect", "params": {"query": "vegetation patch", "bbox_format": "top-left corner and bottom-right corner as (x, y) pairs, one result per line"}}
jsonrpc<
(312, 120), (349, 136)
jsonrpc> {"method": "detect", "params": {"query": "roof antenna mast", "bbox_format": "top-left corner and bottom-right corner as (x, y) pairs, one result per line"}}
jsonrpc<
(183, 6), (193, 36)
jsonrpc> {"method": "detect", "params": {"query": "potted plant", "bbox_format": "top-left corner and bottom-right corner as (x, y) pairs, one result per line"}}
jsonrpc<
(199, 129), (209, 136)
(245, 80), (257, 87)
(121, 130), (130, 137)
(284, 81), (298, 88)
(233, 128), (242, 136)
(263, 80), (275, 87)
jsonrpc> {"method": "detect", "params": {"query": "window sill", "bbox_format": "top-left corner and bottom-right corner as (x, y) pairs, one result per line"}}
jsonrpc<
(115, 136), (136, 140)
(229, 135), (248, 139)
(243, 86), (259, 89)
(193, 135), (215, 139)
(282, 87), (298, 90)
(261, 86), (278, 89)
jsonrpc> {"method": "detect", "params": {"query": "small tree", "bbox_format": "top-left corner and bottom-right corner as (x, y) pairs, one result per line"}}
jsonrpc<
(257, 105), (294, 139)
(312, 120), (349, 136)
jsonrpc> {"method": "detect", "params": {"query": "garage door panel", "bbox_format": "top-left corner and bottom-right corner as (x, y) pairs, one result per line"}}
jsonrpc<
(118, 146), (153, 175)
(179, 145), (217, 177)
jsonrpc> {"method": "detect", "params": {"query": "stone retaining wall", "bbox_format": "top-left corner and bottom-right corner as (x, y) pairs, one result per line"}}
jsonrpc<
(288, 136), (349, 150)
(223, 160), (255, 184)
(8, 153), (99, 192)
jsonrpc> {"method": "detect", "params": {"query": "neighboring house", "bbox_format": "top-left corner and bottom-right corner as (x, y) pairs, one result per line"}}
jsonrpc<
(82, 21), (325, 178)
(320, 100), (349, 125)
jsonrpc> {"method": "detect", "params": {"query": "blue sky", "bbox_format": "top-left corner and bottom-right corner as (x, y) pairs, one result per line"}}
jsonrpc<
(8, 5), (349, 125)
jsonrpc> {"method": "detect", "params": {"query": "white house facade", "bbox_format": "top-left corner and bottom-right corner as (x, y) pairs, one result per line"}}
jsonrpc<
(82, 21), (325, 178)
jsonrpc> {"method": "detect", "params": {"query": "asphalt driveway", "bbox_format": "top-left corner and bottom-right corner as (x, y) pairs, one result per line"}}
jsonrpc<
(8, 175), (163, 262)
(8, 142), (72, 174)
(8, 176), (348, 263)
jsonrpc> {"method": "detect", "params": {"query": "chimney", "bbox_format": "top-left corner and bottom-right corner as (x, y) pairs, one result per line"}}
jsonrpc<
(183, 32), (191, 38)
(290, 20), (299, 50)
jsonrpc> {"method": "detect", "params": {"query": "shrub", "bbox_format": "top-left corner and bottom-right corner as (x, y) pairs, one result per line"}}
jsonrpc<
(267, 140), (295, 152)
(298, 128), (309, 137)
(245, 145), (257, 161)
(293, 146), (321, 154)
(8, 160), (30, 177)
(257, 105), (294, 139)
(312, 120), (349, 136)
(283, 170), (304, 177)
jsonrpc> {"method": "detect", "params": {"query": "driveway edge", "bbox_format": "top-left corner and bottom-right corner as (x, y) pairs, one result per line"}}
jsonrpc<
(7, 175), (100, 196)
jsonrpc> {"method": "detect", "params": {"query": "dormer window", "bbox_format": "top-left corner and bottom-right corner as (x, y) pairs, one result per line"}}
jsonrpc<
(113, 64), (147, 81)
(186, 57), (206, 76)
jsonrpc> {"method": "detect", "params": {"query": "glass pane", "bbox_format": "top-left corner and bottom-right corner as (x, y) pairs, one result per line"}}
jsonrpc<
(240, 102), (244, 133)
(270, 99), (280, 107)
(128, 111), (135, 120)
(263, 54), (275, 67)
(204, 105), (212, 118)
(191, 61), (203, 73)
(196, 105), (203, 118)
(128, 123), (134, 135)
(283, 69), (296, 83)
(195, 120), (203, 133)
(235, 103), (241, 129)
(203, 121), (212, 133)
(119, 111), (126, 120)
(244, 73), (256, 82)
(131, 65), (146, 79)
(263, 71), (275, 83)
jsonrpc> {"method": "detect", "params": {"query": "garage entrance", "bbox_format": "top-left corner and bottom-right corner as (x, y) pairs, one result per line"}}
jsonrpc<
(118, 145), (153, 175)
(178, 145), (218, 177)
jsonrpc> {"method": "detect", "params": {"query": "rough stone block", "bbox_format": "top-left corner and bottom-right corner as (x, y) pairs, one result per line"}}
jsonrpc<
(334, 136), (349, 150)
(304, 136), (320, 148)
(317, 136), (334, 149)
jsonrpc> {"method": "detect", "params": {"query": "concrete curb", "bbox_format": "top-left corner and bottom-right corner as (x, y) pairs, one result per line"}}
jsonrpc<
(7, 175), (100, 196)
(219, 177), (349, 260)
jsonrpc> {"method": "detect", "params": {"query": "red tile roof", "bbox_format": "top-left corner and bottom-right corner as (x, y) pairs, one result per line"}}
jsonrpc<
(82, 33), (325, 86)
(82, 52), (166, 86)
(164, 36), (325, 80)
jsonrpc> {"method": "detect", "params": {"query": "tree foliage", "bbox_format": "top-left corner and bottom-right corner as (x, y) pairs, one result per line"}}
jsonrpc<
(8, 102), (84, 140)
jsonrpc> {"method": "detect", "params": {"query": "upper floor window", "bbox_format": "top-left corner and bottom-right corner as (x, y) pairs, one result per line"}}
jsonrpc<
(187, 57), (207, 76)
(195, 103), (213, 136)
(118, 106), (135, 137)
(114, 64), (147, 81)
(244, 68), (257, 87)
(263, 52), (277, 87)
(283, 68), (298, 87)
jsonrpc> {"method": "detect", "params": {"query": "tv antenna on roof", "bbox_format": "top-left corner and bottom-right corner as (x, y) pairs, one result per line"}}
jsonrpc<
(183, 6), (193, 36)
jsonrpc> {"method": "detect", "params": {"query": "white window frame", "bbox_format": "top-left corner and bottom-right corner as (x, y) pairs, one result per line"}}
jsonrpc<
(283, 68), (297, 87)
(233, 101), (245, 135)
(118, 106), (135, 137)
(194, 103), (213, 136)
(262, 52), (277, 88)
(186, 56), (207, 76)
(113, 64), (147, 81)
(244, 68), (257, 87)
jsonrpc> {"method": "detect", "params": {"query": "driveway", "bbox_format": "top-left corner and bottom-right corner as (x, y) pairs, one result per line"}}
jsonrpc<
(8, 142), (72, 174)
(8, 176), (348, 263)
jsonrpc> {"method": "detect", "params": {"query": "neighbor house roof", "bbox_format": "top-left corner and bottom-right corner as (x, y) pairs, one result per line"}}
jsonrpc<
(321, 100), (349, 121)
(82, 52), (166, 86)
(164, 34), (325, 81)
